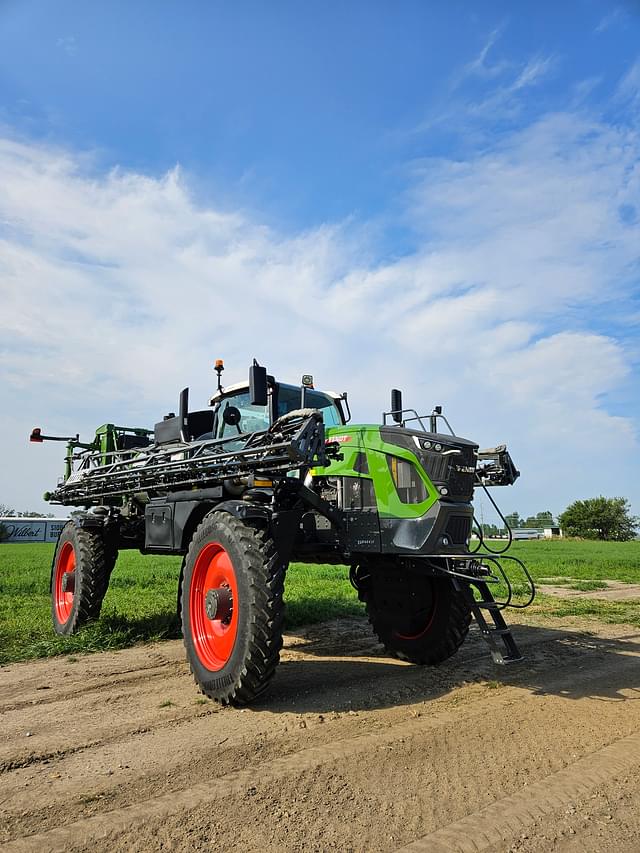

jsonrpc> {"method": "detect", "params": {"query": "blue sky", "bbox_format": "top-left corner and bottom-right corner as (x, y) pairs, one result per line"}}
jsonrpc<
(0, 0), (639, 522)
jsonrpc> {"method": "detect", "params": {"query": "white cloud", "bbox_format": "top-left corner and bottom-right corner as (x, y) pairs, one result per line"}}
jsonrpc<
(595, 7), (625, 34)
(454, 27), (512, 85)
(616, 58), (640, 111)
(55, 36), (77, 56)
(511, 55), (555, 91)
(0, 106), (638, 517)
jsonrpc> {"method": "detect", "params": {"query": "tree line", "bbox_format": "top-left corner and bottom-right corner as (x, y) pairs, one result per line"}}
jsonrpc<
(0, 504), (55, 518)
(492, 497), (638, 541)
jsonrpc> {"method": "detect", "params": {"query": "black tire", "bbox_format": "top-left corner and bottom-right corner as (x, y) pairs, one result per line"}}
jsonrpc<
(358, 561), (471, 665)
(181, 512), (286, 705)
(51, 521), (117, 635)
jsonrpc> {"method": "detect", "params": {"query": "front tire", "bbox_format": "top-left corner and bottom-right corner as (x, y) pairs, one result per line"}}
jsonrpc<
(51, 522), (117, 635)
(181, 512), (286, 705)
(358, 561), (471, 664)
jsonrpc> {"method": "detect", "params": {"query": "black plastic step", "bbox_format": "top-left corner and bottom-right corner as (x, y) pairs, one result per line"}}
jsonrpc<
(479, 626), (512, 636)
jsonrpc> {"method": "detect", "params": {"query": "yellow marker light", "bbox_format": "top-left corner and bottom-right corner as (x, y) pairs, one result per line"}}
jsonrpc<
(215, 359), (224, 369)
(253, 478), (273, 488)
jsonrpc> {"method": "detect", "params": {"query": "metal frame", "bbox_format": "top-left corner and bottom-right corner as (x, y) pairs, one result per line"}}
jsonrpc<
(49, 411), (333, 505)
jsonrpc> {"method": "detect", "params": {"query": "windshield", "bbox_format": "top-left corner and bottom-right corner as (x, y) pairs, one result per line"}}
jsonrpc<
(215, 392), (269, 440)
(214, 385), (343, 439)
(276, 387), (343, 427)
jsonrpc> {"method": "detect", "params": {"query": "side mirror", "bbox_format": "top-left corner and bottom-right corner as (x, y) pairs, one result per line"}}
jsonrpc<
(222, 404), (242, 435)
(249, 362), (268, 406)
(391, 389), (403, 424)
(179, 387), (189, 442)
(222, 405), (241, 426)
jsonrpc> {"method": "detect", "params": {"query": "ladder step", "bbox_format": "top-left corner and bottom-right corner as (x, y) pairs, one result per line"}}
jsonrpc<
(480, 627), (512, 636)
(493, 653), (523, 665)
(473, 601), (500, 610)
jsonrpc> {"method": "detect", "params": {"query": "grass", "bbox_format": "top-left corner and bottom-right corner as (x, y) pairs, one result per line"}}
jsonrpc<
(507, 539), (640, 584)
(1, 539), (639, 665)
(0, 543), (362, 665)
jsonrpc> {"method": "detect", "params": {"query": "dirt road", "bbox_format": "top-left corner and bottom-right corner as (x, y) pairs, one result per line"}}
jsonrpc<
(2, 614), (640, 852)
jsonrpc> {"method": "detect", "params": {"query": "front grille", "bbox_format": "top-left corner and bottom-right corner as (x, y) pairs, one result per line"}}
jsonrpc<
(450, 444), (477, 501)
(420, 444), (476, 501)
(445, 515), (472, 545)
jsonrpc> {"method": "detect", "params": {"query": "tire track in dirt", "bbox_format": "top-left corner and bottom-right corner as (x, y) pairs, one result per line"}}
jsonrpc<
(2, 619), (640, 851)
(0, 621), (600, 775)
(398, 733), (640, 852)
(6, 697), (640, 853)
(0, 648), (184, 714)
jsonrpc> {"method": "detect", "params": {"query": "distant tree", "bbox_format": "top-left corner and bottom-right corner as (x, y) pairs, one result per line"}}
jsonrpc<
(16, 510), (54, 518)
(504, 512), (522, 530)
(523, 511), (556, 528)
(559, 497), (638, 541)
(0, 503), (15, 517)
(481, 523), (499, 538)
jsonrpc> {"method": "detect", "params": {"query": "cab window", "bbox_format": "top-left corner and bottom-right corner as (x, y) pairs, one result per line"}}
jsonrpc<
(215, 392), (269, 439)
(276, 387), (343, 426)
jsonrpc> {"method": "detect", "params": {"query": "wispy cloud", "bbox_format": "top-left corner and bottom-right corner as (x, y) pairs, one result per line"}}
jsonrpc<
(55, 36), (77, 57)
(0, 97), (638, 515)
(453, 26), (511, 87)
(616, 58), (640, 110)
(414, 33), (556, 137)
(595, 7), (625, 34)
(510, 55), (554, 91)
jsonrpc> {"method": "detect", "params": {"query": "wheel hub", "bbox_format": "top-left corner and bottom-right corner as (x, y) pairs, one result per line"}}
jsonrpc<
(61, 572), (75, 594)
(205, 587), (233, 623)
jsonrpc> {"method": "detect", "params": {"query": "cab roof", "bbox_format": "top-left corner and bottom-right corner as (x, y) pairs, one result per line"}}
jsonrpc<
(209, 381), (342, 407)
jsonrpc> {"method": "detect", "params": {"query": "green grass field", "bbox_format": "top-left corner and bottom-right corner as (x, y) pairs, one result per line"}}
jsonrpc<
(1, 539), (639, 665)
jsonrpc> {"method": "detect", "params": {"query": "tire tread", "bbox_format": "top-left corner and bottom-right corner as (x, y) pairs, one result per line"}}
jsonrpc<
(182, 512), (285, 705)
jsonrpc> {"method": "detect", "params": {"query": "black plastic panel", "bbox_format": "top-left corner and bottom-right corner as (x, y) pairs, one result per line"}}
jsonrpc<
(145, 503), (174, 548)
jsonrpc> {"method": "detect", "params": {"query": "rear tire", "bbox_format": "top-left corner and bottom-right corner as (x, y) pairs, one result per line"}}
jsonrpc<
(51, 522), (117, 635)
(181, 512), (286, 705)
(358, 561), (471, 664)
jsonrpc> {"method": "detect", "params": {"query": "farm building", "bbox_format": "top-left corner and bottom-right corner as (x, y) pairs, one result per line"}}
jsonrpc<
(512, 527), (563, 540)
(511, 528), (545, 540)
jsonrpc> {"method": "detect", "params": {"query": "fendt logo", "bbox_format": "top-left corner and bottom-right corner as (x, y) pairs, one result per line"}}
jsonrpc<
(328, 434), (353, 444)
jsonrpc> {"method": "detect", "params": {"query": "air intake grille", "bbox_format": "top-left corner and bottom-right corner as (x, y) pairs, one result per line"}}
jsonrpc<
(445, 515), (472, 545)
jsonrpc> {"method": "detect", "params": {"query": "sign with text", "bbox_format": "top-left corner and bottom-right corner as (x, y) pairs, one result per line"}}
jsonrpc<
(0, 518), (69, 543)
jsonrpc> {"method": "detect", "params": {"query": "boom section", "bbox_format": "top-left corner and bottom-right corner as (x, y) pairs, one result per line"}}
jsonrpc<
(47, 410), (330, 506)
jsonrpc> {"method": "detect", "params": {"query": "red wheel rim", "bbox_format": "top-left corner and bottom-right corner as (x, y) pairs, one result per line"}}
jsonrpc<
(189, 542), (239, 671)
(54, 541), (76, 624)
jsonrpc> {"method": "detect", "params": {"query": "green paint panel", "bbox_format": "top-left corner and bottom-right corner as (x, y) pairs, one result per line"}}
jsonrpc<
(315, 425), (440, 519)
